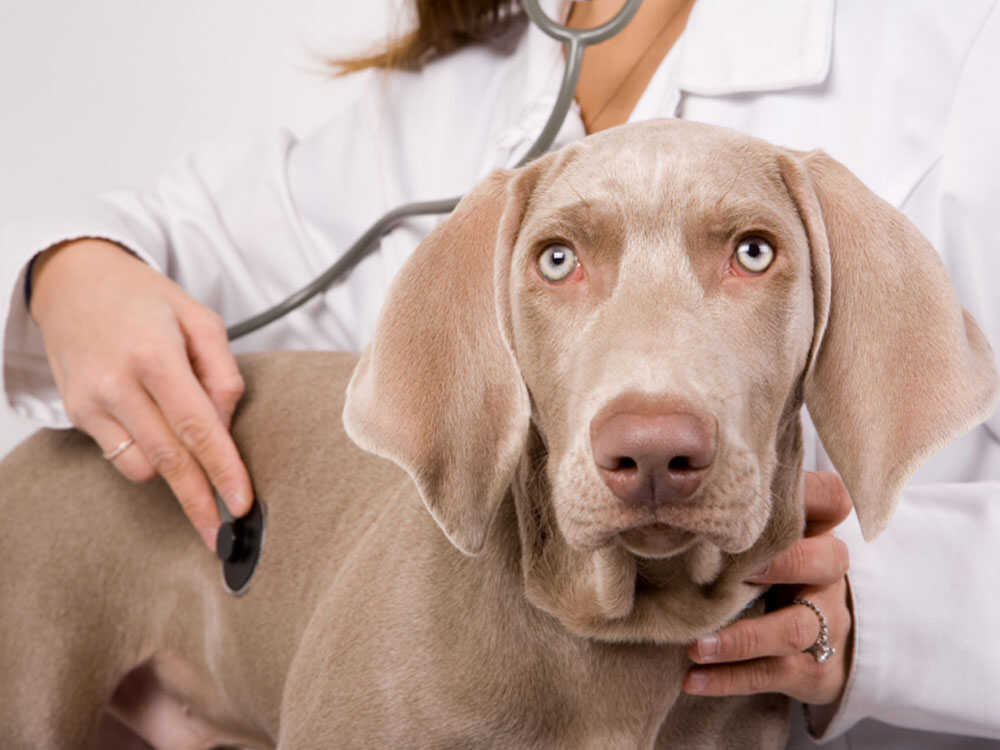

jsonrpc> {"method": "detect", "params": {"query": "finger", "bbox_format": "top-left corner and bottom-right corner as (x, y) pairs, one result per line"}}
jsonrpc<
(687, 604), (822, 664)
(111, 386), (222, 549)
(683, 655), (841, 705)
(684, 656), (794, 697)
(744, 535), (849, 585)
(139, 348), (253, 518)
(803, 470), (852, 536)
(83, 414), (156, 483)
(179, 305), (245, 429)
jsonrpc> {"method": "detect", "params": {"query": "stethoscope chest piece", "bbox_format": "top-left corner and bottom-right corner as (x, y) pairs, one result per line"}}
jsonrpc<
(215, 496), (267, 596)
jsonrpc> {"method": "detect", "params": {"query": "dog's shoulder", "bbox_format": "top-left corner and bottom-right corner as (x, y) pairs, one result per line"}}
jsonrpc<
(232, 350), (360, 457)
(231, 349), (407, 508)
(235, 350), (359, 404)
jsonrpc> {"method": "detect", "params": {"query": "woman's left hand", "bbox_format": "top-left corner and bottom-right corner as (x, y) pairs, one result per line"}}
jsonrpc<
(682, 471), (854, 706)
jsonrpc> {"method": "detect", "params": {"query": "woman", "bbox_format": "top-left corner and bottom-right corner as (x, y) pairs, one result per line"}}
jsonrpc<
(2, 1), (998, 747)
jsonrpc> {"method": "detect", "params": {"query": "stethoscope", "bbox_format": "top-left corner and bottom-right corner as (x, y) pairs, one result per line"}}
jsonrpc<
(215, 0), (643, 594)
(223, 0), (642, 342)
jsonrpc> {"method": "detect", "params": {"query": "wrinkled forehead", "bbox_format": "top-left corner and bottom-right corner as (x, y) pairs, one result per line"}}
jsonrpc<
(523, 121), (797, 238)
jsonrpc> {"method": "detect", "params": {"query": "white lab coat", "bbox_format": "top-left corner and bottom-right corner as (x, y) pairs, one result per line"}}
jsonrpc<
(1, 0), (998, 746)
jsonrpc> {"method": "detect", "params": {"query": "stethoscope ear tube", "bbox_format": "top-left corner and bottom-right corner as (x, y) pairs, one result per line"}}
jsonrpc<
(225, 0), (642, 342)
(225, 197), (459, 340)
(522, 0), (642, 46)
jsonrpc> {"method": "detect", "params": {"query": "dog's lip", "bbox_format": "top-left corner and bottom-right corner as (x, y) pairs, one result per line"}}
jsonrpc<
(618, 523), (696, 559)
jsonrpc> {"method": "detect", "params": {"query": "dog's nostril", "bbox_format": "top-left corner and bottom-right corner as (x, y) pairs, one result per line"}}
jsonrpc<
(614, 457), (637, 471)
(668, 455), (694, 472)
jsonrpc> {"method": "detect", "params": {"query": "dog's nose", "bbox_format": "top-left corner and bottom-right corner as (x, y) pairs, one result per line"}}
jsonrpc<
(590, 410), (717, 507)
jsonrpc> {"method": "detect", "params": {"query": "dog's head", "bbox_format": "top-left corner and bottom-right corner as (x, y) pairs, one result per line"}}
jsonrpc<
(344, 120), (998, 643)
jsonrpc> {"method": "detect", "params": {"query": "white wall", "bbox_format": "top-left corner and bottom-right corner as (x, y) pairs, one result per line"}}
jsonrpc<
(0, 0), (399, 456)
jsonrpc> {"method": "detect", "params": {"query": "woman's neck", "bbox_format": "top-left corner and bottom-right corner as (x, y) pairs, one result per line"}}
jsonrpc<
(567, 0), (696, 133)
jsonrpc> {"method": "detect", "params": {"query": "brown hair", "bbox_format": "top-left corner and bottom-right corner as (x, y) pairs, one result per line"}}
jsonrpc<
(330, 0), (520, 74)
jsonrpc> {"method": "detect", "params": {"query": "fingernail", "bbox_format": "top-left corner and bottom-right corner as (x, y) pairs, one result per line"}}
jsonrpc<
(226, 491), (251, 517)
(746, 563), (769, 581)
(685, 671), (709, 693)
(696, 635), (720, 660)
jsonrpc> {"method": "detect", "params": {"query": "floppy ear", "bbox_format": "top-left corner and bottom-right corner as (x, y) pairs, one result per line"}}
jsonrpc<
(343, 167), (539, 555)
(783, 150), (998, 540)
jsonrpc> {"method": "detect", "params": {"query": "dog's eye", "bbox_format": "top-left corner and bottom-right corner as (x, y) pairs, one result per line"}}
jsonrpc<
(734, 237), (774, 273)
(537, 243), (578, 282)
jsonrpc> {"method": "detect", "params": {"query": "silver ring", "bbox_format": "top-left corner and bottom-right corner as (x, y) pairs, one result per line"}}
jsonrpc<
(102, 437), (135, 461)
(792, 598), (836, 663)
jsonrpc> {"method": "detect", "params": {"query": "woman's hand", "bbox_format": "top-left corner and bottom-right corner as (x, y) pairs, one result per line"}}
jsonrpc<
(30, 238), (253, 550)
(683, 471), (854, 706)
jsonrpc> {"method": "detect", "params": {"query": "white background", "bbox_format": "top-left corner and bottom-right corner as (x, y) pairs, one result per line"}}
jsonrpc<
(0, 0), (397, 456)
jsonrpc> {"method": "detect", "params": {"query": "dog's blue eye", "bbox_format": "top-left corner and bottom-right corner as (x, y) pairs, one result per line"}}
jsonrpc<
(537, 243), (578, 282)
(735, 237), (774, 273)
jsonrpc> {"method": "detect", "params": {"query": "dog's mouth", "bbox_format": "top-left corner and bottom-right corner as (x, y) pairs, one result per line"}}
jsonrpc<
(617, 523), (697, 559)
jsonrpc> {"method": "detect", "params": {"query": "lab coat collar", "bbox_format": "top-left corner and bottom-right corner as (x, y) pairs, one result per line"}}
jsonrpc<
(538, 0), (835, 96)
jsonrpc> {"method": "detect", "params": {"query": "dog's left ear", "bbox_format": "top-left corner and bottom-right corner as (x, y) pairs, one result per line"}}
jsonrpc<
(343, 166), (542, 556)
(782, 150), (998, 540)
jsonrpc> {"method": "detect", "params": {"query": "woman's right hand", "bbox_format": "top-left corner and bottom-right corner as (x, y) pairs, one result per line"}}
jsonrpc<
(29, 238), (253, 550)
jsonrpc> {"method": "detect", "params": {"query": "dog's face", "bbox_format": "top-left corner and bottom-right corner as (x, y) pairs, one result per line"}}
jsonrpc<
(502, 126), (815, 637)
(510, 126), (813, 563)
(344, 120), (998, 643)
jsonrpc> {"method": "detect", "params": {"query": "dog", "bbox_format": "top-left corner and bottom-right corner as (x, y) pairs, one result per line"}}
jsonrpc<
(1, 119), (996, 749)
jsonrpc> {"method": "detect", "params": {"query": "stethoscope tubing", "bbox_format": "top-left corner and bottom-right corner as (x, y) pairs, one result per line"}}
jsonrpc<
(226, 0), (643, 341)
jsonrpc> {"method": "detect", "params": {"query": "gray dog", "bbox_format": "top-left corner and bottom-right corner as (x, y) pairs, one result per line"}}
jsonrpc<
(1, 120), (996, 749)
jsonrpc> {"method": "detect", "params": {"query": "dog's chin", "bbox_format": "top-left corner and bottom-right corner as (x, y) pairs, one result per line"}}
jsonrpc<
(617, 524), (697, 559)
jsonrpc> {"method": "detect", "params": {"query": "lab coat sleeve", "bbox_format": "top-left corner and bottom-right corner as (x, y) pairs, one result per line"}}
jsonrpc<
(809, 3), (1000, 741)
(0, 128), (353, 428)
(810, 485), (1000, 741)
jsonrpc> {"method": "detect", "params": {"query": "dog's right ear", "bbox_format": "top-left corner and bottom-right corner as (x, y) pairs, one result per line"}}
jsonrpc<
(343, 167), (542, 556)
